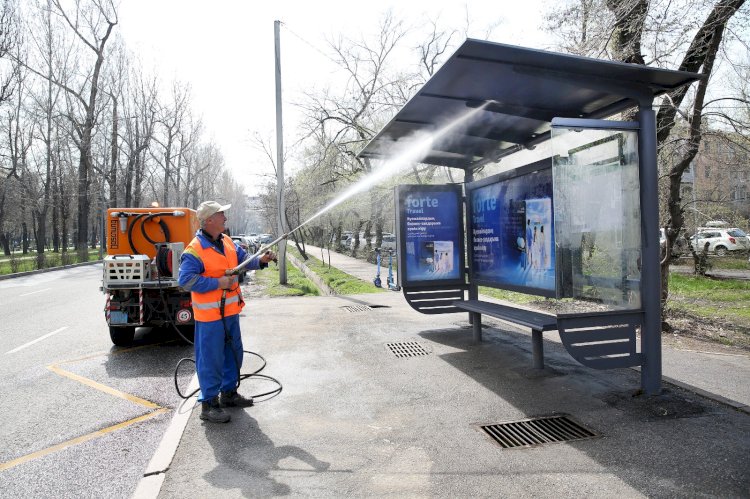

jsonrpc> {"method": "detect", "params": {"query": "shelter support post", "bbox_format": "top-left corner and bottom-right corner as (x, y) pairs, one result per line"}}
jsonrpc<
(471, 312), (482, 343)
(532, 330), (544, 369)
(637, 104), (662, 395)
(464, 169), (480, 335)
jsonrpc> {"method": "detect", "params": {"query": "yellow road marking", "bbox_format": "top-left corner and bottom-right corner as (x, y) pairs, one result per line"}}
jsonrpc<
(0, 349), (177, 472)
(47, 364), (161, 409)
(0, 409), (168, 472)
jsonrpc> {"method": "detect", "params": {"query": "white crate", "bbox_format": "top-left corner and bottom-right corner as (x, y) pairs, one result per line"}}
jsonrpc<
(104, 255), (151, 284)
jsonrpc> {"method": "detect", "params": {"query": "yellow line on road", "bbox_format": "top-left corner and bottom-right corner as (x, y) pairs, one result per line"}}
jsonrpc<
(47, 364), (161, 409)
(0, 409), (168, 472)
(0, 354), (174, 472)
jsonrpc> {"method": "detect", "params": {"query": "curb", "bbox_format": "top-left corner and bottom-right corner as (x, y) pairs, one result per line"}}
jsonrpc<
(287, 253), (335, 295)
(629, 366), (750, 415)
(132, 375), (199, 499)
(0, 259), (102, 281)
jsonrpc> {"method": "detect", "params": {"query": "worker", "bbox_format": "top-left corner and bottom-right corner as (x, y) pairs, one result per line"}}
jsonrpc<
(179, 200), (276, 423)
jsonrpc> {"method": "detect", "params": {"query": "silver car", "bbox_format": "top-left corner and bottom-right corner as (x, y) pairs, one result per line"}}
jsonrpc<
(690, 228), (750, 256)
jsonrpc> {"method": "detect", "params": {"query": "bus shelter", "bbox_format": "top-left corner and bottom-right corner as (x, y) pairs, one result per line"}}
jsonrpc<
(359, 40), (701, 394)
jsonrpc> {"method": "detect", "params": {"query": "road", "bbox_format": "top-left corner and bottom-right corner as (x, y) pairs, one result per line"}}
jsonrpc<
(0, 264), (193, 498)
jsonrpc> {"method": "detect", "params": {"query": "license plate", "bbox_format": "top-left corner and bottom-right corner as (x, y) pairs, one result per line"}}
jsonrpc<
(109, 310), (129, 324)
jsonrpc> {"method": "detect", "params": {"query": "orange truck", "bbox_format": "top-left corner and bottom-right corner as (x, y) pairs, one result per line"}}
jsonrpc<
(102, 207), (199, 346)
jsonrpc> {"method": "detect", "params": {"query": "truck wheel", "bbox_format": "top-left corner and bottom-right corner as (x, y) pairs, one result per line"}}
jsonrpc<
(715, 246), (727, 257)
(109, 326), (135, 346)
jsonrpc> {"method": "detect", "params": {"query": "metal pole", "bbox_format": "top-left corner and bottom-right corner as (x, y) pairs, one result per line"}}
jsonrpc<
(638, 103), (662, 395)
(274, 20), (287, 284)
(464, 168), (481, 341)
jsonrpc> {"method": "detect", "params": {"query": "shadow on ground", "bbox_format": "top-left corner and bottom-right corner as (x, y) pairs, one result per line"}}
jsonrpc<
(418, 325), (750, 496)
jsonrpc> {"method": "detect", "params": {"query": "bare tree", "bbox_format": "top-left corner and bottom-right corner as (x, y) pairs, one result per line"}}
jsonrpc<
(0, 0), (20, 105)
(122, 69), (156, 207)
(151, 81), (188, 206)
(545, 0), (747, 313)
(44, 0), (117, 254)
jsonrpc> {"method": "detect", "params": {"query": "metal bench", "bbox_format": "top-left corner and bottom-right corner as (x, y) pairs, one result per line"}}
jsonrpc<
(453, 299), (558, 369)
(452, 299), (644, 371)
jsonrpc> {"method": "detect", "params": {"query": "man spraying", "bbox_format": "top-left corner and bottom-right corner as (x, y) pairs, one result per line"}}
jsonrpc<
(179, 201), (276, 423)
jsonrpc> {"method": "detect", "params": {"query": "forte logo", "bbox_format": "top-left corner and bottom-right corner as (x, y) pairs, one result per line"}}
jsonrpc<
(404, 195), (439, 214)
(473, 196), (496, 213)
(405, 195), (439, 208)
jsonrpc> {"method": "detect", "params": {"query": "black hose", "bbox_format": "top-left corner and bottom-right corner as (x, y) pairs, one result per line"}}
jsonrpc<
(127, 214), (148, 254)
(125, 211), (176, 255)
(171, 285), (282, 402)
(140, 213), (171, 246)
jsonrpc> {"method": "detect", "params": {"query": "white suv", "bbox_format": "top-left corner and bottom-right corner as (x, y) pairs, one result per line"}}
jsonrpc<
(690, 228), (749, 256)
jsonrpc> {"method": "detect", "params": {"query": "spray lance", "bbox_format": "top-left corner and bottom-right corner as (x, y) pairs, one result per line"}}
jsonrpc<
(225, 216), (318, 276)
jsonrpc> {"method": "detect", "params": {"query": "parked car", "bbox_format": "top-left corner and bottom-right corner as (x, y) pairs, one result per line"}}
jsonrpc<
(329, 230), (353, 246)
(258, 233), (274, 244)
(660, 228), (687, 257)
(231, 235), (250, 252)
(689, 228), (750, 256)
(230, 235), (257, 253)
(349, 232), (397, 251)
(348, 232), (367, 250)
(377, 234), (396, 251)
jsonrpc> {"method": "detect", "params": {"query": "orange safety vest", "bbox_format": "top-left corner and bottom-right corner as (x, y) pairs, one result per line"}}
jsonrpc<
(186, 234), (244, 322)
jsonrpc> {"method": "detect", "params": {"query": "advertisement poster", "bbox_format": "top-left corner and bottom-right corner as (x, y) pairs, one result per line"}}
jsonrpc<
(397, 185), (464, 286)
(469, 167), (556, 296)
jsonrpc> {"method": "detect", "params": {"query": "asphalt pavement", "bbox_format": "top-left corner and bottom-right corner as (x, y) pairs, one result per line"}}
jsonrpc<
(138, 246), (749, 497)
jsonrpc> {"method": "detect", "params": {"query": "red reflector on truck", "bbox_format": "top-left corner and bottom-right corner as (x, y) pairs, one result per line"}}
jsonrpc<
(176, 308), (192, 324)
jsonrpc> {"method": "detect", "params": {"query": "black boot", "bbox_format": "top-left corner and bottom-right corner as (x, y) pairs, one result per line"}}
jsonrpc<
(200, 397), (230, 423)
(220, 390), (254, 408)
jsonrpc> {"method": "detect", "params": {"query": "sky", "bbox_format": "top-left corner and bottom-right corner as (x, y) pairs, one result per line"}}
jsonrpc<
(118, 1), (552, 196)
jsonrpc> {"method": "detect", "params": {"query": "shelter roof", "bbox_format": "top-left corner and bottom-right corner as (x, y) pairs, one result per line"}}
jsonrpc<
(358, 39), (702, 170)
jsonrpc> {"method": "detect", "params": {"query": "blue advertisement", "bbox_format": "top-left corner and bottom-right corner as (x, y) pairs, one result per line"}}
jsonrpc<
(399, 186), (464, 285)
(470, 168), (555, 296)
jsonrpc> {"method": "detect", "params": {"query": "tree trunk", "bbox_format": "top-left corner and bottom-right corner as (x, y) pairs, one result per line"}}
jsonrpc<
(0, 232), (9, 255)
(22, 220), (28, 254)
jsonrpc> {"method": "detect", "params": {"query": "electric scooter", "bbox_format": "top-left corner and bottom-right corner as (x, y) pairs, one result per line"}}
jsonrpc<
(373, 248), (382, 288)
(387, 249), (400, 291)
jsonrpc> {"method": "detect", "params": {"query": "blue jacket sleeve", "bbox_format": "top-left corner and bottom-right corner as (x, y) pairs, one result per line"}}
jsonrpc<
(178, 251), (220, 293)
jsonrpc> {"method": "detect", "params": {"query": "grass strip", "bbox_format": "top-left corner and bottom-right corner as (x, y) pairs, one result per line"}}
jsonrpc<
(667, 273), (750, 324)
(0, 249), (100, 275)
(252, 259), (320, 297)
(290, 246), (385, 295)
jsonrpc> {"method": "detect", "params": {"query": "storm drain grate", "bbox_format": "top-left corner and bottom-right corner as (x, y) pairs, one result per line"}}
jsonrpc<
(386, 341), (430, 358)
(479, 415), (599, 449)
(341, 305), (373, 313)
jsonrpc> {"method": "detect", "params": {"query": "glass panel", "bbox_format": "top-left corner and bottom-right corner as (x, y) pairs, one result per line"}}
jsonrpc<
(552, 127), (641, 309)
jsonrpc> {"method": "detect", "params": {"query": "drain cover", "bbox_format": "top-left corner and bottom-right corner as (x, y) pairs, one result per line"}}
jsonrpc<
(386, 341), (431, 358)
(341, 305), (373, 313)
(478, 415), (599, 449)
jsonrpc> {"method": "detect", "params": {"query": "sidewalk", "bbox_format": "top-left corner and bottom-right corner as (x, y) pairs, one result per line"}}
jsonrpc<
(303, 244), (397, 284)
(670, 263), (750, 281)
(142, 247), (749, 497)
(302, 247), (749, 407)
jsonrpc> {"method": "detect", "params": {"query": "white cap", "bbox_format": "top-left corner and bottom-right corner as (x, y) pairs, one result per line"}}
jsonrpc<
(196, 201), (231, 222)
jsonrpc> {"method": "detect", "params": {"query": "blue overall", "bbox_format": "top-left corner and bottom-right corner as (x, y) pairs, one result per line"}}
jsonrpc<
(194, 314), (243, 402)
(179, 230), (264, 403)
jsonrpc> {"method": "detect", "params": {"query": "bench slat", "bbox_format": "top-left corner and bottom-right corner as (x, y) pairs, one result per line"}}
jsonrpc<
(561, 325), (636, 345)
(408, 291), (469, 301)
(571, 340), (634, 358)
(580, 354), (642, 369)
(453, 300), (557, 331)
